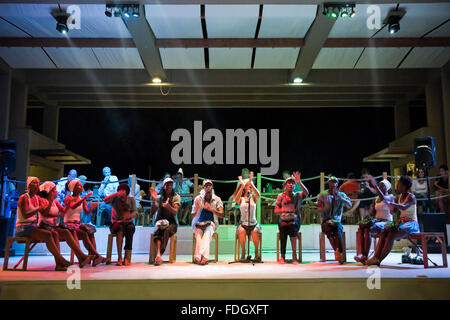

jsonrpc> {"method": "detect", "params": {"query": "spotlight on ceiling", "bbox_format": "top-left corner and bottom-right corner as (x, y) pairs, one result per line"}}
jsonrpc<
(105, 4), (140, 19)
(52, 10), (70, 35)
(384, 9), (405, 35)
(132, 5), (140, 17)
(105, 4), (112, 17)
(292, 77), (303, 84)
(323, 3), (356, 20)
(152, 77), (162, 84)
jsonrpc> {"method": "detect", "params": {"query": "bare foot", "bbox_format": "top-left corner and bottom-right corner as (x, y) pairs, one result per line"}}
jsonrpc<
(116, 258), (123, 266)
(278, 256), (285, 264)
(55, 264), (68, 271)
(155, 255), (162, 266)
(194, 256), (201, 264)
(79, 255), (91, 268)
(92, 255), (104, 267)
(292, 260), (299, 265)
(366, 257), (380, 266)
(200, 256), (208, 265)
(354, 254), (366, 264)
(123, 258), (130, 266)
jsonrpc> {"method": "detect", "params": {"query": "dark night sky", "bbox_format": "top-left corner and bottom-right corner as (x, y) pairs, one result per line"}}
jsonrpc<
(35, 107), (402, 197)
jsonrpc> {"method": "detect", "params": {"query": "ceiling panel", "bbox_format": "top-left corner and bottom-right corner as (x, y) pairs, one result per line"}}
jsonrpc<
(205, 5), (259, 38)
(0, 4), (131, 38)
(258, 5), (317, 38)
(400, 47), (450, 68)
(0, 47), (55, 68)
(209, 48), (252, 69)
(0, 17), (30, 37)
(92, 48), (144, 69)
(159, 48), (205, 69)
(355, 47), (410, 69)
(425, 20), (450, 37)
(254, 48), (300, 69)
(45, 47), (100, 69)
(145, 5), (203, 39)
(313, 48), (364, 69)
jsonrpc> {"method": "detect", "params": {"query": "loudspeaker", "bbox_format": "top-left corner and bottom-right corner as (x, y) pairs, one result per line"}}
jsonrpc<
(414, 136), (437, 169)
(418, 213), (448, 253)
(0, 140), (16, 175)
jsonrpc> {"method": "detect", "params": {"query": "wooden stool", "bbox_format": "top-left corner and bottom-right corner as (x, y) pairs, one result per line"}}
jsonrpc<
(3, 236), (74, 271)
(319, 232), (346, 263)
(356, 230), (378, 256)
(407, 232), (448, 268)
(192, 232), (219, 263)
(234, 232), (262, 261)
(149, 233), (177, 264)
(276, 232), (302, 263)
(106, 232), (124, 265)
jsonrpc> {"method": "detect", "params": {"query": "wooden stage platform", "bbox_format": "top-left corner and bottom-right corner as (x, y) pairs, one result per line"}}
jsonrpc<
(1, 251), (449, 300)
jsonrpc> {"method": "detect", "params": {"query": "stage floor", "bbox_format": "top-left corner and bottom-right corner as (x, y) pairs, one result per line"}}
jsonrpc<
(1, 251), (449, 300)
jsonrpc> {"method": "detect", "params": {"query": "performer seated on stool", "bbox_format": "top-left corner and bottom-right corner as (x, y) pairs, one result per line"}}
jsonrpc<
(64, 180), (108, 266)
(318, 176), (352, 264)
(274, 171), (309, 265)
(150, 178), (180, 266)
(234, 171), (262, 262)
(366, 176), (419, 266)
(104, 183), (137, 266)
(38, 181), (92, 268)
(16, 177), (72, 271)
(191, 179), (224, 265)
(354, 177), (394, 264)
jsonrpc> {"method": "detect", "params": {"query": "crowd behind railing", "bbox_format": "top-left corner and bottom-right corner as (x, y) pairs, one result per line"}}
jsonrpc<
(1, 165), (448, 228)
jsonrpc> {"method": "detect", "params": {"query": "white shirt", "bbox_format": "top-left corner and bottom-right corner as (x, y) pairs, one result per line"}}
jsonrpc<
(191, 192), (223, 232)
(411, 180), (428, 195)
(239, 197), (257, 226)
(99, 175), (119, 197)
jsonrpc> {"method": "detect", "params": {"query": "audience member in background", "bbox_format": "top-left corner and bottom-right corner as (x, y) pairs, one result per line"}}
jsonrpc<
(411, 168), (433, 213)
(339, 172), (360, 216)
(174, 168), (194, 225)
(434, 164), (449, 214)
(98, 166), (119, 225)
(366, 176), (419, 266)
(234, 171), (262, 262)
(56, 169), (77, 204)
(358, 169), (377, 222)
(155, 173), (171, 194)
(191, 180), (224, 265)
(151, 178), (180, 265)
(274, 171), (309, 264)
(37, 181), (92, 268)
(354, 176), (394, 264)
(16, 177), (71, 271)
(317, 176), (352, 264)
(104, 183), (137, 266)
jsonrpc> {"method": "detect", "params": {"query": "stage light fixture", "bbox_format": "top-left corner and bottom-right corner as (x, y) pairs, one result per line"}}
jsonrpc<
(331, 8), (339, 19)
(132, 5), (140, 17)
(152, 77), (162, 84)
(350, 9), (356, 18)
(323, 3), (356, 19)
(105, 4), (112, 17)
(384, 10), (404, 35)
(293, 77), (303, 84)
(105, 4), (140, 19)
(341, 9), (348, 18)
(113, 8), (121, 17)
(55, 14), (69, 34)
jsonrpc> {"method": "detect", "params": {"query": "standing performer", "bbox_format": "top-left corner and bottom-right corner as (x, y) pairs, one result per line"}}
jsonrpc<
(274, 171), (309, 264)
(98, 166), (119, 225)
(317, 176), (352, 264)
(234, 171), (262, 262)
(354, 176), (394, 264)
(104, 183), (137, 266)
(64, 180), (108, 266)
(150, 178), (180, 266)
(38, 181), (92, 268)
(366, 176), (419, 266)
(191, 180), (224, 265)
(16, 177), (71, 271)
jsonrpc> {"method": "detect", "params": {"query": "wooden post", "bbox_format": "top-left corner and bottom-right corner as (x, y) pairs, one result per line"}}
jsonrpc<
(320, 172), (325, 193)
(193, 173), (199, 197)
(257, 172), (262, 224)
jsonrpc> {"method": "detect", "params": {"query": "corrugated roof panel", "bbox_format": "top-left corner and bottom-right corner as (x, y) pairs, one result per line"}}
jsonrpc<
(92, 48), (144, 69)
(159, 48), (205, 69)
(313, 48), (364, 69)
(0, 47), (55, 68)
(209, 48), (252, 69)
(145, 5), (203, 39)
(205, 5), (259, 38)
(258, 5), (317, 38)
(355, 47), (411, 68)
(45, 47), (101, 69)
(254, 48), (300, 69)
(400, 47), (450, 68)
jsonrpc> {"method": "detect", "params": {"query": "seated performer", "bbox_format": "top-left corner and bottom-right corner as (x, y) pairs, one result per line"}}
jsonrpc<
(16, 177), (71, 271)
(354, 176), (394, 264)
(64, 179), (109, 266)
(38, 181), (92, 268)
(191, 180), (224, 265)
(274, 171), (309, 264)
(234, 171), (262, 262)
(104, 183), (137, 266)
(150, 177), (180, 265)
(366, 176), (419, 266)
(317, 176), (352, 264)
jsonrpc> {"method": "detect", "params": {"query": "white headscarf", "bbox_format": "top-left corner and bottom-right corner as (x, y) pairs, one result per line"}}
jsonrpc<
(39, 181), (56, 194)
(68, 179), (80, 192)
(381, 179), (392, 193)
(26, 176), (40, 190)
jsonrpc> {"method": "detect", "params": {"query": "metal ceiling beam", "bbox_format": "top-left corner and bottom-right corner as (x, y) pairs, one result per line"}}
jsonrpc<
(23, 68), (433, 87)
(290, 5), (336, 82)
(121, 5), (166, 81)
